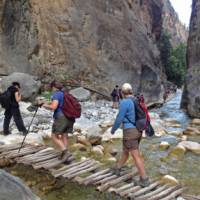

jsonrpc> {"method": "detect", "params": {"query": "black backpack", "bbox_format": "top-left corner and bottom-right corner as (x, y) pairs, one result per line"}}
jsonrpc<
(0, 90), (12, 109)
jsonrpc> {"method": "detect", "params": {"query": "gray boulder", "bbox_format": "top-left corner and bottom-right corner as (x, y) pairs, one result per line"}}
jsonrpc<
(1, 73), (41, 101)
(69, 87), (91, 102)
(0, 170), (40, 200)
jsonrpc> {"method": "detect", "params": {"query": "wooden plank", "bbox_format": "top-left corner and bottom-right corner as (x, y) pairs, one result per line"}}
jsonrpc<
(136, 184), (170, 200)
(38, 154), (75, 170)
(86, 172), (114, 185)
(53, 159), (95, 178)
(50, 158), (92, 175)
(159, 188), (185, 200)
(94, 174), (118, 185)
(83, 169), (111, 185)
(0, 143), (24, 152)
(66, 164), (102, 179)
(128, 181), (161, 198)
(182, 194), (200, 200)
(147, 185), (181, 200)
(119, 185), (141, 197)
(6, 146), (45, 159)
(62, 161), (98, 178)
(33, 157), (61, 169)
(108, 182), (135, 194)
(0, 145), (33, 158)
(17, 148), (56, 162)
(97, 171), (137, 192)
(24, 152), (61, 164)
(16, 150), (58, 163)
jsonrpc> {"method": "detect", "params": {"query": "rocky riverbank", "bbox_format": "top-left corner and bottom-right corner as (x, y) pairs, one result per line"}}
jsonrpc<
(0, 91), (200, 197)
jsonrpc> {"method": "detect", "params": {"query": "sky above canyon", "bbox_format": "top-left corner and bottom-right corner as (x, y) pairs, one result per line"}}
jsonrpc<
(170, 0), (192, 26)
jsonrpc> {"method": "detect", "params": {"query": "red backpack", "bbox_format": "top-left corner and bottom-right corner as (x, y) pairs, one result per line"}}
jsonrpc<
(62, 91), (81, 119)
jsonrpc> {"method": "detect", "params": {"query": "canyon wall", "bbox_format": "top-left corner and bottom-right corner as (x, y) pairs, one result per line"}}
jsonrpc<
(0, 0), (187, 103)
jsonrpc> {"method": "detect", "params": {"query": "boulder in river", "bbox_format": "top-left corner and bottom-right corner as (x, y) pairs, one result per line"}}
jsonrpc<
(69, 87), (91, 102)
(159, 141), (170, 150)
(161, 175), (179, 185)
(91, 146), (104, 156)
(177, 141), (200, 155)
(102, 127), (123, 141)
(183, 127), (200, 135)
(1, 73), (41, 101)
(190, 118), (200, 126)
(0, 170), (40, 200)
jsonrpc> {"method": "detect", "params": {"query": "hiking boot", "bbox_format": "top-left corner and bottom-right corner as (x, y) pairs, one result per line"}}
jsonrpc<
(58, 149), (72, 161)
(22, 130), (28, 136)
(134, 177), (150, 188)
(3, 131), (11, 136)
(111, 166), (122, 176)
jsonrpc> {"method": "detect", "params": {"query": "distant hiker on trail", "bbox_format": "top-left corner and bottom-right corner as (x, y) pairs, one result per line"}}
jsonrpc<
(111, 85), (122, 109)
(111, 83), (150, 187)
(42, 80), (77, 162)
(2, 82), (27, 136)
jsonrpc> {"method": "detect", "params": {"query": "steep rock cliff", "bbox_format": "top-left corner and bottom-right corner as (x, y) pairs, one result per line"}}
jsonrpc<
(181, 0), (200, 117)
(162, 0), (188, 47)
(0, 0), (187, 104)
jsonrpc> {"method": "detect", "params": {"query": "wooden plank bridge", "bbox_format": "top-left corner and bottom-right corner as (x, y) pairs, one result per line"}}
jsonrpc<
(0, 143), (194, 200)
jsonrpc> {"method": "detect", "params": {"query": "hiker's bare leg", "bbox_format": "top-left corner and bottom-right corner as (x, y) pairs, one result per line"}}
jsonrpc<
(62, 133), (69, 148)
(130, 149), (146, 178)
(117, 150), (129, 168)
(52, 133), (66, 150)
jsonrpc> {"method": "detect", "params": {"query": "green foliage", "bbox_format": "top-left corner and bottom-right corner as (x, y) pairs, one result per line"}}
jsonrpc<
(41, 91), (52, 101)
(158, 32), (187, 87)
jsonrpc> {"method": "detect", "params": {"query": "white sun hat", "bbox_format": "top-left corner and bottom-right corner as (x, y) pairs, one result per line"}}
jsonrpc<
(121, 83), (132, 92)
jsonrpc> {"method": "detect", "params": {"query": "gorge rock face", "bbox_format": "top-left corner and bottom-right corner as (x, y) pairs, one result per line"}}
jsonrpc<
(181, 0), (200, 117)
(162, 0), (188, 47)
(0, 0), (187, 104)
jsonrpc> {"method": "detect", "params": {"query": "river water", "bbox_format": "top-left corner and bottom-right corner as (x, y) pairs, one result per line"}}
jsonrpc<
(153, 89), (190, 131)
(3, 91), (200, 198)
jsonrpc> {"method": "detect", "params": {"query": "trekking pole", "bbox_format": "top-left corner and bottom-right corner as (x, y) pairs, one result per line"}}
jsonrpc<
(18, 106), (39, 153)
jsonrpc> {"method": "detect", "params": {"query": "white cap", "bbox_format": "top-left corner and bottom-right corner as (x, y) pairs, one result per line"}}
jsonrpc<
(121, 83), (132, 92)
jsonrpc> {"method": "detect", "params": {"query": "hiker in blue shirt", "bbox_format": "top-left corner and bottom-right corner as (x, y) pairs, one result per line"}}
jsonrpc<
(111, 83), (149, 187)
(42, 80), (74, 162)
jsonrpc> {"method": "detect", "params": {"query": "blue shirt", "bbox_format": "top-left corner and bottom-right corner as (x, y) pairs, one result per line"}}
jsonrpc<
(111, 97), (136, 133)
(51, 91), (64, 118)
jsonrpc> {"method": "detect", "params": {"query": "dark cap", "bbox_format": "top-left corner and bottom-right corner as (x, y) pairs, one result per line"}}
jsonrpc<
(12, 82), (21, 88)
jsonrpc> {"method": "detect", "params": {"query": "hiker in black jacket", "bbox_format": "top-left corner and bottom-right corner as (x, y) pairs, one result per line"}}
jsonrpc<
(3, 82), (27, 136)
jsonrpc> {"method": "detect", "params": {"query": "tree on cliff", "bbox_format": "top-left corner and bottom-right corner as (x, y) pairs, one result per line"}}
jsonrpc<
(158, 32), (186, 87)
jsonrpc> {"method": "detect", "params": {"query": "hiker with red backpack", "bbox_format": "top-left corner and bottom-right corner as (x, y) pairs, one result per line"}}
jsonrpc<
(111, 83), (150, 187)
(42, 80), (81, 162)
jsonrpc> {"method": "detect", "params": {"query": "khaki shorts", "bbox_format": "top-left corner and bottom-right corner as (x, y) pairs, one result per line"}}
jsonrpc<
(52, 115), (74, 134)
(123, 128), (142, 151)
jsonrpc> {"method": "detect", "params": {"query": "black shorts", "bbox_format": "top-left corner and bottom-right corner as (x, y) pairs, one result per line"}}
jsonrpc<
(52, 115), (74, 134)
